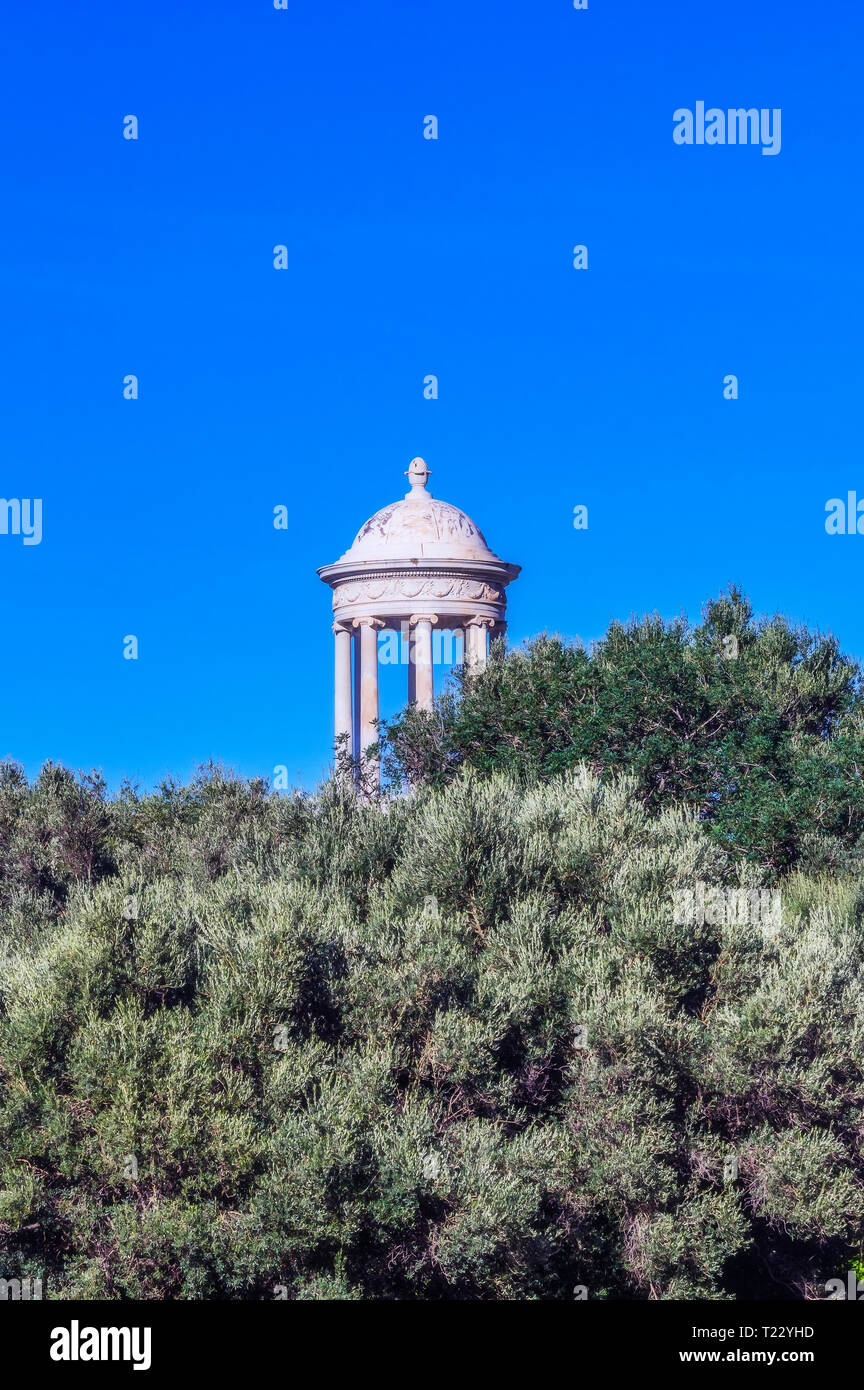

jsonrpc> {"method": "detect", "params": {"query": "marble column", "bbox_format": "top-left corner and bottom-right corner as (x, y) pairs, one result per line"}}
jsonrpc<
(465, 619), (489, 672)
(354, 617), (384, 757)
(352, 628), (362, 761)
(464, 623), (476, 672)
(333, 622), (352, 753)
(410, 614), (437, 711)
(406, 621), (417, 704)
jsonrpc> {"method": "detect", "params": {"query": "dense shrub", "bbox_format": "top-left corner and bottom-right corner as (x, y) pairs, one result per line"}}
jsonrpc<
(1, 753), (862, 1300)
(380, 588), (864, 871)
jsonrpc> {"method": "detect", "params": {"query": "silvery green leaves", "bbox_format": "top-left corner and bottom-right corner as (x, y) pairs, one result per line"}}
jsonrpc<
(0, 761), (863, 1298)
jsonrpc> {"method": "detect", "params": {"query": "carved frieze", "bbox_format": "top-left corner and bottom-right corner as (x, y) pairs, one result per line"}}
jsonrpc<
(332, 574), (504, 610)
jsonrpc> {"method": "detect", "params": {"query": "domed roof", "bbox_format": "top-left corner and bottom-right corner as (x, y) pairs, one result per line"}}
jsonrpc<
(339, 458), (498, 562)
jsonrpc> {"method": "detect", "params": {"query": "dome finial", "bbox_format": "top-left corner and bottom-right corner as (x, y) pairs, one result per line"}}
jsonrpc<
(405, 456), (432, 497)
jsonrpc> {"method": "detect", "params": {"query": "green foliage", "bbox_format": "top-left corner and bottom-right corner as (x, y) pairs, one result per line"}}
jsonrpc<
(1, 752), (862, 1300)
(381, 588), (864, 871)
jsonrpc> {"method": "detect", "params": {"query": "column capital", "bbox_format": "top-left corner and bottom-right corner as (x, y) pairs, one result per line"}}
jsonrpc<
(465, 615), (496, 629)
(352, 616), (386, 630)
(332, 619), (353, 635)
(409, 613), (439, 627)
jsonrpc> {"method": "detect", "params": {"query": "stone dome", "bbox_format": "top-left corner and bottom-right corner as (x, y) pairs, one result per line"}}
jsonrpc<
(318, 455), (520, 632)
(317, 455), (521, 777)
(338, 457), (498, 562)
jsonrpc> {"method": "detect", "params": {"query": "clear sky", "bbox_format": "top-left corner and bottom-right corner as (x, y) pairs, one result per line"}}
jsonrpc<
(1, 0), (861, 791)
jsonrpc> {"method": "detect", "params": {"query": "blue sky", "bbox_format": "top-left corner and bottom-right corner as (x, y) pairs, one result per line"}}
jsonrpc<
(1, 0), (861, 791)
